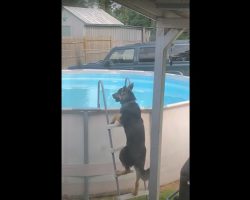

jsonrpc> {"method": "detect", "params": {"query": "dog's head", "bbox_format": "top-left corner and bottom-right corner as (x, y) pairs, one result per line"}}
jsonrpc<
(112, 83), (136, 104)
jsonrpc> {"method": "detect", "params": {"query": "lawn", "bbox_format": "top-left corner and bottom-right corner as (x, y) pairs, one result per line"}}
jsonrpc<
(132, 189), (176, 200)
(89, 181), (179, 200)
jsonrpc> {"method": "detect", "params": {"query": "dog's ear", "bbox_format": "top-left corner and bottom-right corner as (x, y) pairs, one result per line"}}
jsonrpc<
(127, 83), (134, 91)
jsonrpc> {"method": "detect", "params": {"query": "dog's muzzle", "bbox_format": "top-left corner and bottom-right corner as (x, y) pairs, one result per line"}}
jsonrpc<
(112, 93), (121, 102)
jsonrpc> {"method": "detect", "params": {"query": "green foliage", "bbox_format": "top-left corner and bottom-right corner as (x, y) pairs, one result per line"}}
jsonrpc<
(177, 32), (189, 40)
(113, 6), (153, 27)
(97, 0), (113, 14)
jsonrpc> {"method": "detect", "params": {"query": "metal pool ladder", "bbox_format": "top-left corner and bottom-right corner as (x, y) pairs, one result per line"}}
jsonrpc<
(97, 79), (149, 200)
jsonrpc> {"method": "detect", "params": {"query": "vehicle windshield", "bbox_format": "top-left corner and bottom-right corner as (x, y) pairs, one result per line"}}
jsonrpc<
(109, 49), (135, 64)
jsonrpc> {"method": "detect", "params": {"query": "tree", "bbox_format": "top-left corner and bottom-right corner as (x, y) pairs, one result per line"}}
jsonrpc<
(112, 5), (154, 27)
(97, 0), (113, 14)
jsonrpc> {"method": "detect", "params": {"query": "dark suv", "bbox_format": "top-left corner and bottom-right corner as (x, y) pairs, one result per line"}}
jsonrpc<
(68, 40), (190, 76)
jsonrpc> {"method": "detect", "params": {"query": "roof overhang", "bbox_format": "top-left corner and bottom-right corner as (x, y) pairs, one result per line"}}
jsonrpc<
(113, 0), (189, 29)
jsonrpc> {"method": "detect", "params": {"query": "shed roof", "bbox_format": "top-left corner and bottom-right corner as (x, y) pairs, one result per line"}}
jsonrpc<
(63, 6), (123, 26)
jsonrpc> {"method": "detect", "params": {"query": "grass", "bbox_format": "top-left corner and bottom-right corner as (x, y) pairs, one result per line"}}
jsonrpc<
(132, 189), (176, 200)
(89, 181), (179, 200)
(89, 189), (176, 200)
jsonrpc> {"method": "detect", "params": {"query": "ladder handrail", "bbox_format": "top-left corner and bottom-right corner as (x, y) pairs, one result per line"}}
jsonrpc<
(97, 80), (121, 196)
(97, 80), (109, 123)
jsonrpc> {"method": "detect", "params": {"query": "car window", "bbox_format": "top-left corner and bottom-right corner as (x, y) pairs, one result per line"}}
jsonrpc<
(109, 49), (135, 64)
(138, 47), (155, 63)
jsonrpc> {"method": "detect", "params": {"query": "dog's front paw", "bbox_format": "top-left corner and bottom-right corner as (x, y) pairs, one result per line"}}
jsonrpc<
(111, 114), (121, 124)
(115, 170), (123, 176)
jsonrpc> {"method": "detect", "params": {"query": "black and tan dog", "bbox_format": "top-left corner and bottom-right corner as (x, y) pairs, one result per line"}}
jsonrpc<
(111, 83), (150, 196)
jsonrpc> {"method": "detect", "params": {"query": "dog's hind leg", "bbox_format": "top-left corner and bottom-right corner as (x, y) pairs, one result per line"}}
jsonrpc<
(116, 146), (133, 176)
(132, 168), (140, 196)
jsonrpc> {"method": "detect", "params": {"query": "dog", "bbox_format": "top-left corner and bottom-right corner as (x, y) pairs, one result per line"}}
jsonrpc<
(111, 83), (150, 196)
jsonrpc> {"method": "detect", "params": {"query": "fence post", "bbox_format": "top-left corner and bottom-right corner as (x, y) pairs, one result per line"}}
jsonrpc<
(75, 40), (82, 66)
(109, 36), (112, 49)
(142, 27), (146, 43)
(83, 37), (87, 64)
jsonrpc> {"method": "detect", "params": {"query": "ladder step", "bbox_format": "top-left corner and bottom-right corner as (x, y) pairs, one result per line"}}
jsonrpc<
(107, 123), (122, 129)
(110, 146), (124, 153)
(117, 190), (149, 200)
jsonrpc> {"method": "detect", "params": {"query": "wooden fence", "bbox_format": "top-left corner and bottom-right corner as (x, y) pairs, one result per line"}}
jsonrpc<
(62, 36), (141, 68)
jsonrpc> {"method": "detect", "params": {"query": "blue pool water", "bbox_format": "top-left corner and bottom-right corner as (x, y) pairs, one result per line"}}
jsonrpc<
(62, 72), (189, 109)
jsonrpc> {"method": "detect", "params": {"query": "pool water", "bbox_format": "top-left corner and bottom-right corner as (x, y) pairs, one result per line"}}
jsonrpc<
(62, 72), (189, 109)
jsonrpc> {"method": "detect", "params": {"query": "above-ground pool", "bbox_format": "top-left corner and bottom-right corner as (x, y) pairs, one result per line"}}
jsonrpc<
(62, 69), (190, 197)
(62, 70), (189, 109)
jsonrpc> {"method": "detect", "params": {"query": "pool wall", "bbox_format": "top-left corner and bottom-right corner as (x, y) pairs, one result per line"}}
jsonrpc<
(62, 102), (189, 196)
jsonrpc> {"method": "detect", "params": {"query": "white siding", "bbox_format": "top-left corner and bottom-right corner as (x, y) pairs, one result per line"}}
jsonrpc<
(62, 8), (85, 37)
(85, 26), (142, 41)
(62, 25), (71, 37)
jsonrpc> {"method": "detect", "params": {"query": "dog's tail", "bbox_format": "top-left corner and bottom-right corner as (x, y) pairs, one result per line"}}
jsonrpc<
(138, 168), (150, 181)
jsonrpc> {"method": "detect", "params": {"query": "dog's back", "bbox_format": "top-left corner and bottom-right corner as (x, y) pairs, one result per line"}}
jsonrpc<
(120, 102), (145, 145)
